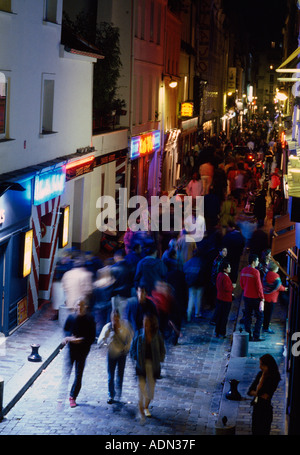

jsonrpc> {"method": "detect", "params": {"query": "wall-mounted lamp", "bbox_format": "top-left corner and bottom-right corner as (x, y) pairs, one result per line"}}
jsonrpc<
(169, 79), (178, 88)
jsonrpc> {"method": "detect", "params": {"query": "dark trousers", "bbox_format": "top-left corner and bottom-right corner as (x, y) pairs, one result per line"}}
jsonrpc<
(263, 301), (274, 330)
(244, 297), (264, 339)
(215, 299), (231, 336)
(252, 399), (273, 435)
(68, 351), (88, 399)
(107, 353), (126, 400)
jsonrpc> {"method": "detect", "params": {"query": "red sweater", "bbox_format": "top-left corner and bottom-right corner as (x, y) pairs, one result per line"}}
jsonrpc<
(240, 266), (264, 300)
(263, 271), (285, 303)
(216, 272), (233, 302)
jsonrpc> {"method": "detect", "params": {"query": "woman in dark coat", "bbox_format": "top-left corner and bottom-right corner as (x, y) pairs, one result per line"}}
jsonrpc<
(247, 353), (281, 435)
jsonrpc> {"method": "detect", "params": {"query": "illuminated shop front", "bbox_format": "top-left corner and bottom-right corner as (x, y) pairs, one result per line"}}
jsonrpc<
(28, 165), (66, 315)
(129, 130), (161, 199)
(0, 178), (32, 335)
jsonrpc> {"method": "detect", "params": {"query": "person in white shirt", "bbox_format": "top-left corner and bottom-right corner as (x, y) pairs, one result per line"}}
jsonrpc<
(186, 172), (204, 203)
(98, 309), (133, 404)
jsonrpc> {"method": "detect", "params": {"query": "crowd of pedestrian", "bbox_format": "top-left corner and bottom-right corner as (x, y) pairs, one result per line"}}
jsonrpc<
(53, 117), (288, 433)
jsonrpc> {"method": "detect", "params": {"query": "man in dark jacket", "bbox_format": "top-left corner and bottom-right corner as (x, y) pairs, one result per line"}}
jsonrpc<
(134, 243), (167, 295)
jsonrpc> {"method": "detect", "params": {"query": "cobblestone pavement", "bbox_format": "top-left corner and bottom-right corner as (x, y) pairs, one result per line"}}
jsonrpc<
(0, 287), (287, 437)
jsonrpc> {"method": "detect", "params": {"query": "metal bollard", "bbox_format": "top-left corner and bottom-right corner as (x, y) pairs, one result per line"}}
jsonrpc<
(231, 328), (249, 357)
(28, 344), (42, 362)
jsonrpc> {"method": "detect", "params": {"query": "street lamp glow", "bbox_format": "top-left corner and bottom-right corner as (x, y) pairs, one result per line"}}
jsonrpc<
(169, 80), (178, 88)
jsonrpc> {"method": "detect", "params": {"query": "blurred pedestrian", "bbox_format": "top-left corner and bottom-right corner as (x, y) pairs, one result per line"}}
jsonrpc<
(176, 229), (197, 266)
(249, 225), (269, 260)
(124, 286), (158, 333)
(166, 267), (188, 345)
(214, 261), (233, 338)
(97, 309), (133, 404)
(219, 195), (237, 236)
(50, 252), (73, 320)
(257, 248), (271, 280)
(240, 254), (265, 341)
(134, 242), (167, 295)
(150, 281), (173, 338)
(199, 160), (214, 195)
(111, 249), (133, 317)
(186, 172), (204, 206)
(184, 248), (206, 322)
(269, 168), (281, 204)
(62, 257), (93, 310)
(210, 247), (228, 324)
(125, 242), (142, 289)
(58, 298), (96, 408)
(247, 354), (281, 435)
(130, 314), (166, 421)
(222, 222), (245, 286)
(253, 190), (267, 228)
(161, 238), (181, 272)
(91, 266), (115, 336)
(262, 261), (288, 334)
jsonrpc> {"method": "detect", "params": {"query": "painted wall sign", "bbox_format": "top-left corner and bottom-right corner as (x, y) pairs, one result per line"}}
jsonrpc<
(130, 130), (161, 160)
(34, 167), (66, 205)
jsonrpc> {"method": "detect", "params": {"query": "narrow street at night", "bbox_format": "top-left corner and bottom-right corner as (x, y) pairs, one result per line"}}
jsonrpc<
(1, 0), (300, 441)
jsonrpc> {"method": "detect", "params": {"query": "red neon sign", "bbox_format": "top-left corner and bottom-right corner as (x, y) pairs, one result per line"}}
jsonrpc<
(66, 156), (95, 170)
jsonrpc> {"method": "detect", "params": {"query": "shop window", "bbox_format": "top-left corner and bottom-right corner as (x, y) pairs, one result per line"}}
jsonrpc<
(141, 0), (145, 40)
(40, 74), (56, 134)
(157, 5), (161, 44)
(44, 0), (58, 23)
(0, 0), (11, 13)
(150, 0), (154, 42)
(0, 72), (7, 139)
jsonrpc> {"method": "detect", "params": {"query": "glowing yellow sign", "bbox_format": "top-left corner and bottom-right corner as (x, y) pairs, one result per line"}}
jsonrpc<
(23, 229), (33, 277)
(181, 102), (193, 117)
(62, 206), (70, 248)
(59, 206), (70, 248)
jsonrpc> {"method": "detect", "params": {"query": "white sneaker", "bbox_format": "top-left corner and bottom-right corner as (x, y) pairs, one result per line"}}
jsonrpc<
(144, 408), (152, 417)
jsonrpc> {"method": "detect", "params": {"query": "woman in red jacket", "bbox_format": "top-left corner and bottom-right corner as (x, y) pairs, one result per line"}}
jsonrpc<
(214, 261), (233, 338)
(262, 261), (287, 334)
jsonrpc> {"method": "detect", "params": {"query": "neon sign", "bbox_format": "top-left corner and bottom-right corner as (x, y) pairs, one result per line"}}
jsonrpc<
(181, 102), (193, 117)
(34, 167), (66, 205)
(22, 229), (33, 277)
(130, 130), (161, 160)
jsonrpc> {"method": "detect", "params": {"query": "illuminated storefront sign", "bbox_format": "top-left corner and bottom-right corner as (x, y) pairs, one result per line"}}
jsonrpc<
(34, 167), (66, 205)
(130, 130), (161, 160)
(66, 156), (95, 181)
(22, 229), (33, 277)
(59, 205), (70, 248)
(181, 102), (194, 117)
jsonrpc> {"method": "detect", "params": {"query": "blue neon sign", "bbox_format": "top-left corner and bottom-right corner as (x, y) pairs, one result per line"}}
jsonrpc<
(34, 167), (66, 205)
